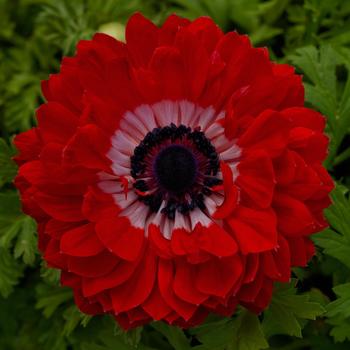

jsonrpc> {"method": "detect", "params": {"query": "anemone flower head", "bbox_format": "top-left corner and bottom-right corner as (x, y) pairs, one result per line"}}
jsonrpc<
(14, 13), (333, 329)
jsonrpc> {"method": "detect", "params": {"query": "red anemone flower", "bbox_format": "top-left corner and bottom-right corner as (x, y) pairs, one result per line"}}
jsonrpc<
(14, 13), (333, 329)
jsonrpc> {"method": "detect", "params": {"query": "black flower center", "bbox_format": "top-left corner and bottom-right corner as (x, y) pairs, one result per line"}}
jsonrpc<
(130, 124), (222, 219)
(154, 145), (197, 193)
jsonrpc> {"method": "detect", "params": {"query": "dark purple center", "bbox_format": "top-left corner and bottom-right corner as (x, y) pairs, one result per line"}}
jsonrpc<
(154, 145), (197, 194)
(130, 124), (222, 219)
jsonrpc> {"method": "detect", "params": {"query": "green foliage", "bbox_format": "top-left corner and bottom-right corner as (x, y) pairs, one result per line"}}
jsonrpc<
(0, 193), (37, 262)
(314, 186), (350, 269)
(0, 138), (16, 186)
(326, 284), (350, 342)
(0, 189), (37, 295)
(314, 186), (350, 343)
(289, 45), (350, 168)
(190, 310), (268, 350)
(36, 0), (151, 55)
(36, 284), (74, 318)
(231, 311), (268, 350)
(0, 247), (24, 298)
(152, 322), (191, 350)
(167, 0), (350, 50)
(62, 305), (92, 337)
(167, 0), (288, 45)
(0, 0), (350, 349)
(286, 0), (350, 50)
(263, 280), (325, 338)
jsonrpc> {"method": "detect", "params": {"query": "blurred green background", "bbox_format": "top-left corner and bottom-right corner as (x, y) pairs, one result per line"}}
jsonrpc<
(1, 0), (350, 349)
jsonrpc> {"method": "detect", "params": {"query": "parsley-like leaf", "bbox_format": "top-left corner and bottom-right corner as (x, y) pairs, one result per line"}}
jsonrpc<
(313, 186), (350, 269)
(262, 280), (325, 338)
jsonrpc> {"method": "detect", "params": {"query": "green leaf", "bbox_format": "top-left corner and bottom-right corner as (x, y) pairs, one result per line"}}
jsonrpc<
(285, 0), (350, 50)
(81, 330), (141, 350)
(288, 45), (350, 168)
(0, 138), (17, 187)
(151, 322), (191, 350)
(233, 311), (269, 350)
(37, 0), (152, 55)
(0, 191), (21, 224)
(313, 185), (350, 269)
(13, 216), (37, 265)
(262, 280), (325, 338)
(0, 189), (38, 266)
(326, 283), (350, 342)
(327, 284), (350, 319)
(328, 317), (350, 343)
(62, 305), (91, 337)
(36, 284), (73, 318)
(190, 317), (238, 350)
(40, 262), (61, 286)
(169, 0), (283, 44)
(191, 310), (268, 350)
(0, 210), (38, 266)
(0, 247), (24, 298)
(115, 324), (143, 349)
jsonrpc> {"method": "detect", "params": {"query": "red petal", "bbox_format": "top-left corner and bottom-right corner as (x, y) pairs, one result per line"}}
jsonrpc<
(18, 160), (86, 196)
(126, 13), (158, 67)
(13, 128), (42, 164)
(60, 223), (104, 257)
(287, 237), (314, 266)
(110, 248), (157, 313)
(159, 14), (190, 45)
(212, 162), (238, 219)
(262, 252), (280, 279)
(61, 270), (80, 288)
(34, 191), (84, 222)
(148, 224), (173, 259)
(273, 193), (314, 236)
(238, 110), (290, 157)
(237, 150), (275, 208)
(82, 187), (120, 222)
(150, 46), (186, 100)
(95, 217), (145, 261)
(227, 207), (278, 254)
(63, 124), (111, 171)
(288, 127), (328, 164)
(257, 279), (274, 310)
(46, 219), (81, 239)
(37, 102), (78, 144)
(245, 278), (274, 312)
(143, 284), (173, 320)
(92, 32), (125, 53)
(273, 235), (291, 282)
(67, 250), (119, 278)
(232, 70), (304, 118)
(175, 28), (210, 100)
(238, 270), (264, 302)
(216, 40), (272, 108)
(173, 259), (208, 305)
(44, 238), (67, 269)
(158, 259), (197, 321)
(196, 255), (243, 298)
(197, 223), (238, 257)
(171, 228), (211, 264)
(74, 288), (103, 315)
(273, 150), (297, 185)
(283, 107), (325, 132)
(185, 17), (223, 53)
(242, 254), (260, 284)
(42, 68), (84, 114)
(95, 293), (113, 312)
(104, 58), (142, 109)
(82, 259), (138, 297)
